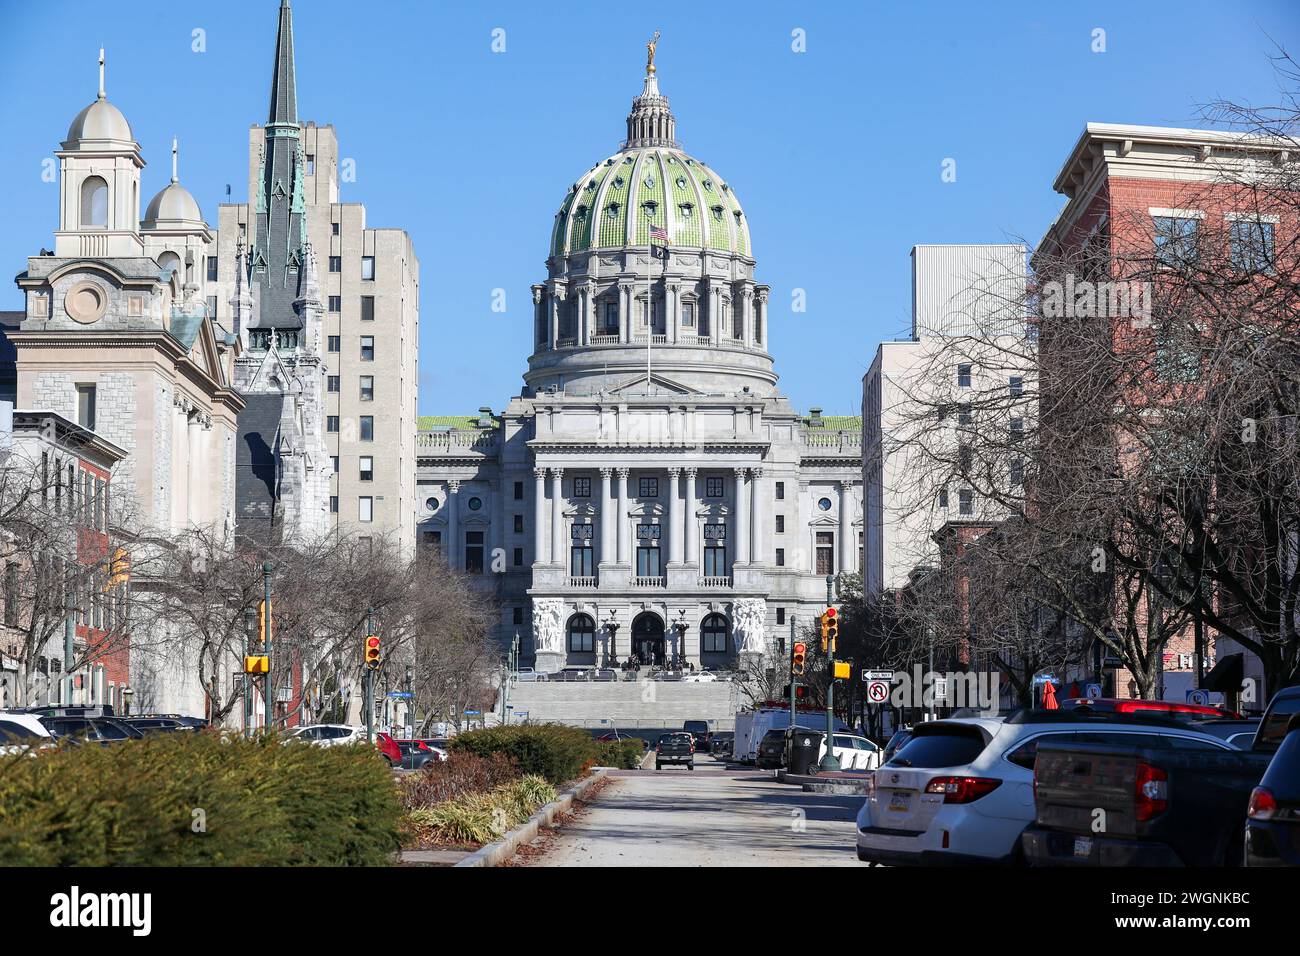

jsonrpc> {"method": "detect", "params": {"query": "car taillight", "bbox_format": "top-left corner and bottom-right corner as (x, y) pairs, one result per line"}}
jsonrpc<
(1134, 761), (1168, 822)
(924, 776), (1002, 804)
(1248, 786), (1278, 821)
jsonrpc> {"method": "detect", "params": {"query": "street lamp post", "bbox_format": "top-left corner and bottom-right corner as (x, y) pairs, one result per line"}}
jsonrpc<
(243, 606), (256, 737)
(405, 665), (413, 738)
(606, 610), (620, 668)
(364, 606), (375, 743)
(262, 561), (273, 731)
(674, 609), (689, 669)
(819, 575), (841, 772)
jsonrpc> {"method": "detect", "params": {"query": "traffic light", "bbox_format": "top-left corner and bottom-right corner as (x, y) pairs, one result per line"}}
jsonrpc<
(257, 600), (273, 645)
(792, 641), (807, 677)
(795, 685), (807, 700)
(365, 634), (382, 670)
(823, 606), (839, 652)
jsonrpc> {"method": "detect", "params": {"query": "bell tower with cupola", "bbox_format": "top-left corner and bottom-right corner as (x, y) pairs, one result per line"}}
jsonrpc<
(54, 49), (145, 259)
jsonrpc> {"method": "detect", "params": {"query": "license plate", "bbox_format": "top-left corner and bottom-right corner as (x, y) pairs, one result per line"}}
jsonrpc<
(1073, 837), (1093, 859)
(887, 791), (912, 813)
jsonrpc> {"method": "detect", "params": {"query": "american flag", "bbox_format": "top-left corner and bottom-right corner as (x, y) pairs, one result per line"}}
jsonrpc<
(649, 225), (669, 244)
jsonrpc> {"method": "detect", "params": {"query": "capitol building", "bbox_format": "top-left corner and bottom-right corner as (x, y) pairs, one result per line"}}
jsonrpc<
(416, 52), (863, 673)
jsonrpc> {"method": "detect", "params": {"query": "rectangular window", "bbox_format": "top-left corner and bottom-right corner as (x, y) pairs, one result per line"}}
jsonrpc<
(703, 523), (727, 576)
(514, 481), (524, 500)
(705, 476), (724, 498)
(422, 530), (442, 554)
(513, 547), (523, 567)
(359, 375), (374, 401)
(776, 548), (785, 567)
(4, 563), (17, 627)
(206, 295), (218, 318)
(958, 489), (974, 515)
(958, 403), (972, 426)
(1153, 215), (1199, 268)
(775, 514), (785, 533)
(1010, 417), (1024, 442)
(359, 456), (373, 481)
(328, 295), (341, 313)
(638, 477), (658, 498)
(1230, 219), (1275, 273)
(572, 476), (591, 498)
(681, 302), (695, 327)
(775, 481), (785, 501)
(957, 364), (972, 388)
(776, 608), (785, 626)
(328, 256), (342, 273)
(327, 416), (339, 433)
(331, 456), (339, 474)
(361, 256), (375, 281)
(358, 496), (373, 522)
(570, 523), (594, 577)
(328, 335), (340, 353)
(1010, 457), (1024, 487)
(360, 416), (374, 441)
(465, 531), (485, 573)
(513, 606), (524, 625)
(361, 295), (375, 321)
(939, 488), (949, 509)
(635, 523), (661, 577)
(327, 376), (340, 393)
(514, 514), (524, 533)
(603, 301), (620, 333)
(76, 385), (96, 431)
(360, 336), (374, 361)
(816, 531), (835, 575)
(329, 495), (338, 514)
(305, 154), (315, 175)
(1009, 375), (1024, 398)
(959, 444), (973, 472)
(206, 256), (219, 282)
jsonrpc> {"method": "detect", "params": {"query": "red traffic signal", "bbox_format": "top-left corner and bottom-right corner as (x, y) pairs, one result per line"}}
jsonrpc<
(364, 635), (381, 670)
(823, 607), (839, 651)
(792, 641), (807, 677)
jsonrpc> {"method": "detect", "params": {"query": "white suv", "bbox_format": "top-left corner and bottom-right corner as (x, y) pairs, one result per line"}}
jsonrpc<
(856, 713), (1238, 865)
(821, 733), (882, 770)
(287, 724), (366, 747)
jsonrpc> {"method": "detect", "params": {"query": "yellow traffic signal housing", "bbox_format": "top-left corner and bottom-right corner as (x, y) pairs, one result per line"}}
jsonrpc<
(791, 641), (807, 677)
(824, 606), (839, 652)
(833, 661), (851, 680)
(257, 600), (273, 644)
(244, 655), (269, 674)
(365, 635), (382, 670)
(819, 613), (829, 652)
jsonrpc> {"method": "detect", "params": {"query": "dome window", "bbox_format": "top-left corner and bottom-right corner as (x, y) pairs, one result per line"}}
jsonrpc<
(711, 205), (725, 221)
(642, 200), (659, 218)
(586, 180), (597, 191)
(644, 175), (656, 189)
(734, 211), (743, 225)
(666, 156), (677, 164)
(702, 179), (714, 192)
(676, 176), (687, 189)
(722, 183), (731, 192)
(623, 156), (635, 164)
(679, 203), (694, 219)
(605, 158), (615, 166)
(606, 202), (621, 219)
(575, 205), (588, 222)
(613, 176), (625, 189)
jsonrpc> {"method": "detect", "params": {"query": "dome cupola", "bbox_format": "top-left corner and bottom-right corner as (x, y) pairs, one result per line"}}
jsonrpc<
(64, 49), (136, 149)
(142, 139), (206, 230)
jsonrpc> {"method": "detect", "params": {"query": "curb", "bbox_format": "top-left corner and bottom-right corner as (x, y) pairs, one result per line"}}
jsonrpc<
(453, 770), (609, 868)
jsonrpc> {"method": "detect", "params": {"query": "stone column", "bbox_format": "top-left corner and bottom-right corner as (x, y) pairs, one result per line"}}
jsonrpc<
(684, 467), (699, 571)
(710, 283), (722, 346)
(550, 467), (565, 570)
(667, 283), (679, 345)
(620, 285), (632, 344)
(616, 467), (631, 564)
(547, 294), (559, 349)
(667, 467), (682, 564)
(741, 287), (754, 348)
(599, 467), (615, 565)
(750, 466), (764, 565)
(733, 467), (750, 568)
(447, 479), (461, 571)
(839, 479), (854, 573)
(533, 468), (548, 564)
(186, 414), (200, 526)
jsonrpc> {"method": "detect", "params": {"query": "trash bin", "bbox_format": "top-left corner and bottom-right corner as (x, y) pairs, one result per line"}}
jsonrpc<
(787, 728), (824, 775)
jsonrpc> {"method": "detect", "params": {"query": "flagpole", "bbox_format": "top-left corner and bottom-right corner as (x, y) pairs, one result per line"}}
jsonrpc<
(646, 236), (652, 392)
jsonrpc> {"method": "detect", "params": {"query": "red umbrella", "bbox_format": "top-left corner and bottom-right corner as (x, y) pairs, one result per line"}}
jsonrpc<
(1041, 681), (1060, 710)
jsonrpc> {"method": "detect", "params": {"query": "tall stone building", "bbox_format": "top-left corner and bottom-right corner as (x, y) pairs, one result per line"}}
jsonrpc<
(217, 0), (420, 554)
(416, 56), (863, 672)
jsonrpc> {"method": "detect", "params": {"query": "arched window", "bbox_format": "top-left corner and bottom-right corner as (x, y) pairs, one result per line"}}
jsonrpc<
(567, 613), (595, 653)
(81, 176), (109, 228)
(157, 251), (181, 281)
(701, 614), (729, 654)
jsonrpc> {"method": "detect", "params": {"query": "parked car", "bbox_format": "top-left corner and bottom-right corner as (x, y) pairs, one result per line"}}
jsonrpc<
(683, 720), (712, 752)
(733, 707), (849, 764)
(1246, 712), (1300, 866)
(513, 668), (545, 682)
(1189, 717), (1261, 749)
(756, 727), (790, 769)
(881, 727), (913, 764)
(134, 713), (209, 730)
(821, 733), (882, 770)
(856, 711), (1242, 866)
(286, 724), (367, 748)
(682, 672), (718, 683)
(710, 732), (735, 757)
(395, 738), (446, 769)
(374, 732), (402, 767)
(1021, 686), (1300, 867)
(0, 713), (54, 755)
(120, 716), (187, 735)
(39, 715), (144, 744)
(655, 732), (695, 770)
(1062, 697), (1240, 721)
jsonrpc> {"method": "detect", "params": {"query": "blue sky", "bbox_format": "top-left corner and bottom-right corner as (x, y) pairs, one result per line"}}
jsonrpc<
(0, 0), (1294, 416)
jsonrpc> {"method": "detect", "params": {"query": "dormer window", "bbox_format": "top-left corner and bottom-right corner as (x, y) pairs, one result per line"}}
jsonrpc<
(575, 204), (588, 222)
(711, 205), (725, 221)
(676, 177), (688, 189)
(701, 179), (714, 192)
(642, 200), (658, 218)
(586, 180), (597, 191)
(679, 203), (694, 219)
(613, 176), (625, 189)
(606, 202), (621, 219)
(644, 175), (656, 189)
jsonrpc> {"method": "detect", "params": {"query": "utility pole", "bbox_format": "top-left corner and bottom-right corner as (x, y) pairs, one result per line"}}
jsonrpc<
(365, 607), (375, 743)
(243, 606), (255, 737)
(262, 562), (273, 731)
(789, 615), (797, 732)
(819, 575), (841, 771)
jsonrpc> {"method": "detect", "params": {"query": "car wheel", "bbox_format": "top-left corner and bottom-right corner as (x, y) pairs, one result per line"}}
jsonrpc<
(688, 763), (694, 770)
(655, 763), (662, 770)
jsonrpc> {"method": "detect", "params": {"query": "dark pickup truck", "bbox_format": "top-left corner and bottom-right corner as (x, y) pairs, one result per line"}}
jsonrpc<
(1023, 685), (1300, 867)
(654, 732), (695, 770)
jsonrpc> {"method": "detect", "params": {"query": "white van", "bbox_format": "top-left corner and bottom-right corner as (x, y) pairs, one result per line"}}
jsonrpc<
(733, 707), (849, 764)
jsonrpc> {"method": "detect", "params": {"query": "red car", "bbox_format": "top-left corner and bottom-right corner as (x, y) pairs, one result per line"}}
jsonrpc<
(1064, 697), (1241, 720)
(375, 732), (402, 767)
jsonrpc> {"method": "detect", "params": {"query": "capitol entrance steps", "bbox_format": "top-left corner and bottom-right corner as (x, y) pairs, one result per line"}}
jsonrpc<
(497, 679), (739, 730)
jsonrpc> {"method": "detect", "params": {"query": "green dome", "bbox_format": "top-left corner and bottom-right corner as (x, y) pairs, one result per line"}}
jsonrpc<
(549, 73), (750, 260)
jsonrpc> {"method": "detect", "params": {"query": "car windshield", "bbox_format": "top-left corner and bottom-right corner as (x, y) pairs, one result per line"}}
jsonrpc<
(889, 728), (987, 768)
(1259, 697), (1300, 749)
(0, 720), (42, 743)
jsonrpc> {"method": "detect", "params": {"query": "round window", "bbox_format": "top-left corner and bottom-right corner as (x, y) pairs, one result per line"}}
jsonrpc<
(425, 497), (439, 512)
(817, 497), (833, 511)
(468, 497), (483, 511)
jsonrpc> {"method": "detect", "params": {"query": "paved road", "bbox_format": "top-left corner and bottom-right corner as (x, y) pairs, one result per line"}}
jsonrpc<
(518, 756), (863, 866)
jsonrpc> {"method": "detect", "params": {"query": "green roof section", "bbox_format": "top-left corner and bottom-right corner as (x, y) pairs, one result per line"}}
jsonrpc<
(631, 151), (666, 246)
(418, 415), (497, 430)
(664, 152), (701, 247)
(166, 309), (204, 351)
(802, 414), (862, 430)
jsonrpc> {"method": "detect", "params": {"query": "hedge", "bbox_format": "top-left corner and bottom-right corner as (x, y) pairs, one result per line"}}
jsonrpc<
(594, 737), (646, 769)
(0, 733), (403, 866)
(449, 725), (601, 785)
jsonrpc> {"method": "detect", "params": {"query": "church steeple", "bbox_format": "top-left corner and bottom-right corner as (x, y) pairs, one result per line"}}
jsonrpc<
(251, 0), (307, 336)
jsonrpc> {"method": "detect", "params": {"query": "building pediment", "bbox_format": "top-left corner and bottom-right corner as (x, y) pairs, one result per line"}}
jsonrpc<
(607, 372), (698, 395)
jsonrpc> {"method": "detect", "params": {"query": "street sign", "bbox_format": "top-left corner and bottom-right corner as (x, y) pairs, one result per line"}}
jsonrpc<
(866, 679), (890, 704)
(862, 669), (893, 681)
(1186, 689), (1210, 706)
(1085, 683), (1103, 700)
(463, 709), (481, 716)
(386, 691), (413, 699)
(1033, 673), (1057, 686)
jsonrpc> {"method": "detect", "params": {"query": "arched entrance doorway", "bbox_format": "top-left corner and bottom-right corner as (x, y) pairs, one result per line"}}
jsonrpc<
(631, 612), (665, 666)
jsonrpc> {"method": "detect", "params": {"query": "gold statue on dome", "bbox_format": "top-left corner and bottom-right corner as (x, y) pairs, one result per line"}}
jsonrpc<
(646, 30), (661, 74)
